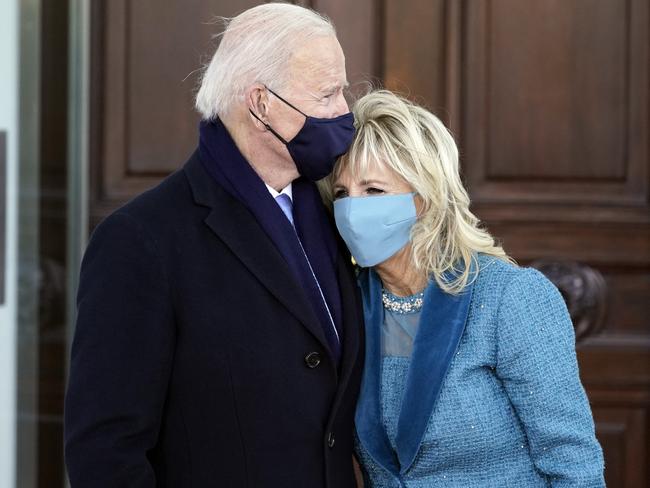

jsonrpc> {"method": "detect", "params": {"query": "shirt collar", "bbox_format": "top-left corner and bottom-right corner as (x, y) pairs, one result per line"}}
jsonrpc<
(265, 182), (293, 201)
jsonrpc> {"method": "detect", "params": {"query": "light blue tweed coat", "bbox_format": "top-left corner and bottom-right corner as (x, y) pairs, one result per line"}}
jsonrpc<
(354, 254), (605, 487)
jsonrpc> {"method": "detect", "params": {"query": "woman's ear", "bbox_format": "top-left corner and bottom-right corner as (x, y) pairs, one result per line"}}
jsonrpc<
(413, 193), (426, 218)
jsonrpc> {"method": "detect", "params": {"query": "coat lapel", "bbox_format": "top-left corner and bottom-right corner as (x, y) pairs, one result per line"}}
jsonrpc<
(394, 266), (475, 473)
(355, 269), (401, 474)
(326, 256), (363, 416)
(183, 153), (334, 360)
(355, 264), (476, 477)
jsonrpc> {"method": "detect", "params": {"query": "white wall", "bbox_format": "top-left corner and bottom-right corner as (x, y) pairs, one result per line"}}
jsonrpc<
(0, 0), (19, 485)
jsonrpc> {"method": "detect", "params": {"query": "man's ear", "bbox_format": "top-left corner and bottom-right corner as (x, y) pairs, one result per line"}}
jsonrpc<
(247, 84), (269, 130)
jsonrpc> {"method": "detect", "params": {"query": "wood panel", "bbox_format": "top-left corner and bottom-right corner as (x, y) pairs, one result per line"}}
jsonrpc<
(384, 0), (446, 104)
(592, 404), (649, 487)
(313, 0), (379, 97)
(462, 0), (648, 215)
(487, 0), (627, 181)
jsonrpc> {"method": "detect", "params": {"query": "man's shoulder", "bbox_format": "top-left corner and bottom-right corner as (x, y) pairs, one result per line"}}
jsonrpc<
(93, 152), (203, 243)
(113, 155), (197, 222)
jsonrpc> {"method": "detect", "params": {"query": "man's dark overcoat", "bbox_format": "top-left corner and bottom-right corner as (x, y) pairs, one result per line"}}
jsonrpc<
(64, 150), (364, 488)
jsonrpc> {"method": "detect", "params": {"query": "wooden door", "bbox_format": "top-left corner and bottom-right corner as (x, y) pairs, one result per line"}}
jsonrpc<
(88, 1), (649, 486)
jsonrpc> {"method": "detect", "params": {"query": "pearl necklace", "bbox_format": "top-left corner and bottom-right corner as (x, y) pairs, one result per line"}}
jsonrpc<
(381, 289), (425, 314)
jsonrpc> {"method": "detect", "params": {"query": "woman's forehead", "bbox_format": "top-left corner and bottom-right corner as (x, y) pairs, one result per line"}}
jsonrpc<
(335, 158), (402, 185)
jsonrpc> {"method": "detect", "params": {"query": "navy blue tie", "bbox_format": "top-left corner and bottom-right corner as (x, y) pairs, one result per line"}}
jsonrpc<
(275, 193), (294, 226)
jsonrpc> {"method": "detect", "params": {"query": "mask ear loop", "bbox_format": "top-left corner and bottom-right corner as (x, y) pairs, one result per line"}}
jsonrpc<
(264, 85), (308, 118)
(248, 85), (308, 145)
(249, 109), (290, 145)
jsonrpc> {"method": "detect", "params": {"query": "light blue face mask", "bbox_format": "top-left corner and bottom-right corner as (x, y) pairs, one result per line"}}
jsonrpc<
(333, 193), (417, 267)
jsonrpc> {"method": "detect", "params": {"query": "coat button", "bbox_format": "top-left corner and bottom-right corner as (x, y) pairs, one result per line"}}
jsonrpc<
(327, 431), (335, 448)
(304, 352), (321, 369)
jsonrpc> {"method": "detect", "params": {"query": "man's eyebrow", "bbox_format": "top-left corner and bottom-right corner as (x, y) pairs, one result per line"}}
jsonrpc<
(321, 81), (349, 93)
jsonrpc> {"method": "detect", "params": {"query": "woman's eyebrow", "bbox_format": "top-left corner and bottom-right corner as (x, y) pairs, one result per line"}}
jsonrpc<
(359, 179), (389, 186)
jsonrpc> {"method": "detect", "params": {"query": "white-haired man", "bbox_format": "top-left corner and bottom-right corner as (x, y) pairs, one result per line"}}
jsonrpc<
(64, 4), (364, 487)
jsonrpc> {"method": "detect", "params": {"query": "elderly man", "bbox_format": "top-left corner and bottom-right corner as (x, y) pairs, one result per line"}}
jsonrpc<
(64, 4), (363, 487)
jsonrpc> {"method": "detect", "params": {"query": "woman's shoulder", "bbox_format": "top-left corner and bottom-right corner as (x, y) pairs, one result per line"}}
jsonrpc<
(474, 254), (567, 323)
(475, 254), (570, 338)
(475, 253), (557, 299)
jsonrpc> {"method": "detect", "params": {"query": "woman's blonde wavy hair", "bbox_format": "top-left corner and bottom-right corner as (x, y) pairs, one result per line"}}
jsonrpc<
(322, 90), (514, 294)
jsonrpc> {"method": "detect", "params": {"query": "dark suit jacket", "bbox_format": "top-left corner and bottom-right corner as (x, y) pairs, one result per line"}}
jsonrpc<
(64, 151), (364, 487)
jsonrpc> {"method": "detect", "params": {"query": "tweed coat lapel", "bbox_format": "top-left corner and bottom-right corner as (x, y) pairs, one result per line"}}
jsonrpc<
(355, 269), (401, 474)
(183, 152), (335, 362)
(355, 265), (475, 476)
(394, 267), (475, 473)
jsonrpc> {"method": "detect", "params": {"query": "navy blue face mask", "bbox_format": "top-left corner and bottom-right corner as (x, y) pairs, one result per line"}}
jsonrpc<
(249, 86), (355, 181)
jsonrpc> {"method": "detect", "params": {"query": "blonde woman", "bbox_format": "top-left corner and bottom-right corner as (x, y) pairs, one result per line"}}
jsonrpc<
(325, 90), (604, 487)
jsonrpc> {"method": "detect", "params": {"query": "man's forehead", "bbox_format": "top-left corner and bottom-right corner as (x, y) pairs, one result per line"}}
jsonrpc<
(288, 36), (346, 88)
(291, 35), (341, 61)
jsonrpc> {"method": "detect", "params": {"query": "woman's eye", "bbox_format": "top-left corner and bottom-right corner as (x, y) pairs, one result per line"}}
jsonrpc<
(366, 187), (385, 195)
(333, 189), (348, 199)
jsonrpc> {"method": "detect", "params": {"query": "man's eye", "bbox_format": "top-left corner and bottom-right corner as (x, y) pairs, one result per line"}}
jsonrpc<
(333, 189), (348, 199)
(323, 89), (339, 101)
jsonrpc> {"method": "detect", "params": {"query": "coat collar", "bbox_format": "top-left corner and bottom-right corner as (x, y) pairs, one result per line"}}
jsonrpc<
(183, 151), (338, 366)
(355, 263), (476, 476)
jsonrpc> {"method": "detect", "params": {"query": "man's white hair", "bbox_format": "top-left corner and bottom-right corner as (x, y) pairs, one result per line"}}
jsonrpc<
(195, 3), (336, 120)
